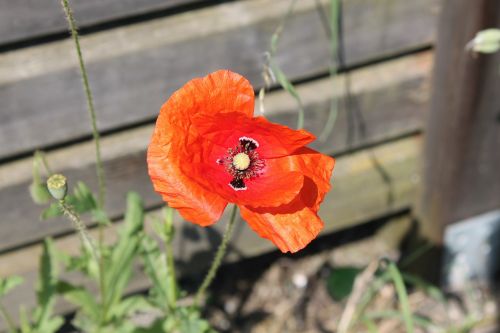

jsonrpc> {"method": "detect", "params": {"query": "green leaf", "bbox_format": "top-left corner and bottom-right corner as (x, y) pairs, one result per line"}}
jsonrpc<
(33, 238), (58, 326)
(326, 266), (361, 301)
(30, 183), (51, 205)
(66, 246), (99, 279)
(40, 181), (99, 220)
(0, 275), (24, 297)
(175, 307), (215, 333)
(401, 273), (446, 304)
(141, 236), (170, 310)
(72, 181), (98, 212)
(386, 261), (415, 333)
(36, 316), (64, 333)
(111, 295), (152, 319)
(104, 192), (144, 315)
(56, 281), (100, 321)
(152, 207), (175, 243)
(122, 192), (144, 235)
(30, 151), (52, 205)
(92, 208), (112, 226)
(41, 203), (61, 219)
(19, 305), (33, 333)
(132, 319), (165, 333)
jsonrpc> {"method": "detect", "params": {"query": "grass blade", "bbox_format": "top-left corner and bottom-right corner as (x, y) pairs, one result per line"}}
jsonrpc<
(387, 261), (415, 333)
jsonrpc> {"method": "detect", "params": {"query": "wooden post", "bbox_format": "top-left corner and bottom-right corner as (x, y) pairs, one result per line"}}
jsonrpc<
(408, 0), (500, 283)
(418, 0), (500, 244)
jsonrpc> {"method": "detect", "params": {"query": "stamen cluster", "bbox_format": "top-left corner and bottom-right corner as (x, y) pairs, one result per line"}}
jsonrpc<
(217, 137), (265, 190)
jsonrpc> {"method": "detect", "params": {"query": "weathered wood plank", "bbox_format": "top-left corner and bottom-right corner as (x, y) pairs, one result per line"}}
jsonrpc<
(0, 0), (204, 45)
(0, 0), (439, 159)
(0, 52), (432, 253)
(0, 135), (421, 330)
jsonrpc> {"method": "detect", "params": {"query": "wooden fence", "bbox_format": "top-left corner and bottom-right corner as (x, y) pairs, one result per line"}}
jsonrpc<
(0, 0), (441, 329)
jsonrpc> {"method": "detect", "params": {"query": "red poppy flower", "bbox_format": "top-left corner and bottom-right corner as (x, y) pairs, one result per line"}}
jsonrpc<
(147, 70), (335, 253)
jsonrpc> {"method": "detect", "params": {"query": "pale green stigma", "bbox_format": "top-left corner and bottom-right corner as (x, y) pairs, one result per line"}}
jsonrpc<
(232, 153), (251, 171)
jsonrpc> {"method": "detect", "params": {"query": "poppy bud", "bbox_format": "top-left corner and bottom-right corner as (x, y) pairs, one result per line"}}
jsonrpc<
(47, 174), (68, 200)
(467, 28), (500, 54)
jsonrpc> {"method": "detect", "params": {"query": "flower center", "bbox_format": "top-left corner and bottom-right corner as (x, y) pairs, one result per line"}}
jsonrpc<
(216, 136), (265, 191)
(232, 152), (250, 170)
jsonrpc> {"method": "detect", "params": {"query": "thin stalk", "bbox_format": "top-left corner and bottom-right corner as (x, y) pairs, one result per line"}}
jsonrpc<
(59, 1), (108, 324)
(165, 245), (177, 310)
(58, 200), (99, 261)
(35, 150), (53, 175)
(318, 0), (340, 141)
(194, 205), (238, 306)
(0, 301), (16, 333)
(60, 0), (105, 209)
(58, 199), (108, 324)
(264, 0), (305, 129)
(164, 208), (178, 311)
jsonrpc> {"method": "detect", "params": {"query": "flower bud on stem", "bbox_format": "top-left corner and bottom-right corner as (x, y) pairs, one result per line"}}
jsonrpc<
(47, 174), (68, 200)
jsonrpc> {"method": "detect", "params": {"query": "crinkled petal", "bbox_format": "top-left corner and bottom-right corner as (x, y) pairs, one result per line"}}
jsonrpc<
(239, 147), (335, 252)
(188, 160), (305, 208)
(266, 147), (335, 210)
(160, 70), (254, 123)
(148, 138), (228, 226)
(147, 70), (253, 225)
(192, 112), (315, 158)
(240, 205), (324, 253)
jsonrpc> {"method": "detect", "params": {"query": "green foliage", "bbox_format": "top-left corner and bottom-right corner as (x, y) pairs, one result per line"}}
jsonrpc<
(141, 236), (173, 311)
(40, 181), (111, 227)
(0, 276), (24, 298)
(5, 239), (65, 333)
(326, 266), (361, 301)
(103, 192), (144, 320)
(25, 166), (218, 333)
(55, 192), (147, 331)
(29, 152), (52, 205)
(385, 261), (415, 333)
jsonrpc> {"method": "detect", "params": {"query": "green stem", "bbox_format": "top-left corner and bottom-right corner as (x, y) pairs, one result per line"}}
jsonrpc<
(318, 0), (340, 141)
(58, 200), (99, 261)
(59, 1), (108, 324)
(98, 232), (108, 324)
(35, 150), (53, 175)
(194, 205), (238, 306)
(58, 200), (108, 324)
(60, 0), (106, 209)
(164, 208), (178, 311)
(0, 301), (17, 333)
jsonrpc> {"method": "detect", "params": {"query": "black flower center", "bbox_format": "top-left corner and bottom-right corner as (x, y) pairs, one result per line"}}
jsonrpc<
(216, 137), (265, 191)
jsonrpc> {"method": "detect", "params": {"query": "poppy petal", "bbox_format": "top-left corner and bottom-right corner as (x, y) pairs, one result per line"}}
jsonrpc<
(148, 136), (228, 226)
(238, 148), (334, 252)
(188, 160), (305, 208)
(192, 112), (315, 158)
(240, 205), (324, 253)
(267, 147), (335, 210)
(163, 70), (254, 122)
